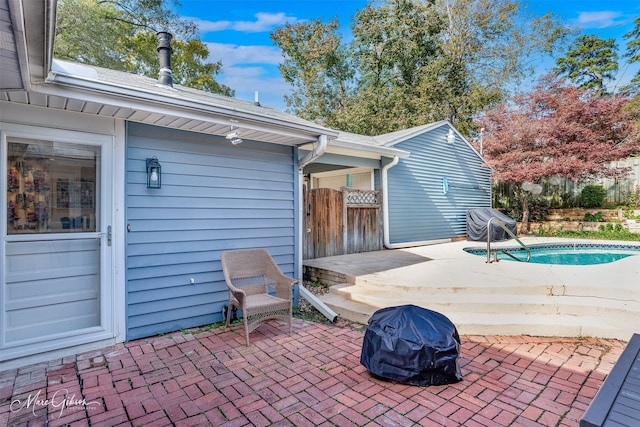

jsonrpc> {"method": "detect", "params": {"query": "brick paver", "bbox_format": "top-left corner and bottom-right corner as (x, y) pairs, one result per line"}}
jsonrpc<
(1, 320), (626, 426)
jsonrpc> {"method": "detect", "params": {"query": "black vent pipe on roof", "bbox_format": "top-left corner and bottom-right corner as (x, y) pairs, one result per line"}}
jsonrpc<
(157, 31), (173, 87)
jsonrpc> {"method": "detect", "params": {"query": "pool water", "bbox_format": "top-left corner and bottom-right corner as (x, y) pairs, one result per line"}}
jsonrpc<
(464, 243), (640, 265)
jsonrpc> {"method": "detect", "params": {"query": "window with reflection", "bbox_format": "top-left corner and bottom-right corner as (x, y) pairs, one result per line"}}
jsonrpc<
(7, 138), (99, 234)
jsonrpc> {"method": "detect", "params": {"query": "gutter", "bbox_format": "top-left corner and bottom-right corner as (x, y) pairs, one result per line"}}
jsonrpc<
(382, 156), (451, 249)
(297, 135), (338, 322)
(298, 134), (328, 169)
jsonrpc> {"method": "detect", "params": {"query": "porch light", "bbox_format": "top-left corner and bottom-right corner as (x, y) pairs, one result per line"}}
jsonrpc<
(447, 129), (456, 144)
(146, 157), (161, 189)
(226, 127), (243, 145)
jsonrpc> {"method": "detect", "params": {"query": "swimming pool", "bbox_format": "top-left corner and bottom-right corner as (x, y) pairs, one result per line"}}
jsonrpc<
(463, 242), (640, 265)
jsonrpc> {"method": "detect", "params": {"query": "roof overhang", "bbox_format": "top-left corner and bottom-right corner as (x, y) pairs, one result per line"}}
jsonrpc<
(43, 70), (336, 145)
(328, 138), (409, 159)
(299, 134), (409, 161)
(0, 0), (55, 92)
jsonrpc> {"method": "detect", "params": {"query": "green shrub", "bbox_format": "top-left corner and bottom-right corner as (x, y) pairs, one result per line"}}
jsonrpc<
(623, 185), (640, 209)
(584, 211), (603, 222)
(580, 185), (607, 208)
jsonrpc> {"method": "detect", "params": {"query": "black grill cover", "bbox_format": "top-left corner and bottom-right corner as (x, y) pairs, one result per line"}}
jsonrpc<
(466, 208), (517, 242)
(360, 305), (463, 386)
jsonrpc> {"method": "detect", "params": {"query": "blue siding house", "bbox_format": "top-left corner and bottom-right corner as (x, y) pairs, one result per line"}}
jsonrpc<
(125, 123), (301, 339)
(1, 0), (489, 367)
(382, 122), (492, 246)
(303, 122), (492, 248)
(0, 0), (337, 366)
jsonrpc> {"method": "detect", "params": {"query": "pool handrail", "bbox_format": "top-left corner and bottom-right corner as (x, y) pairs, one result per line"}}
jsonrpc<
(487, 217), (531, 263)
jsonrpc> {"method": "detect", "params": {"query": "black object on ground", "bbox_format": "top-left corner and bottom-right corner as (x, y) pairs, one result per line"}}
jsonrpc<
(360, 304), (463, 386)
(466, 207), (516, 241)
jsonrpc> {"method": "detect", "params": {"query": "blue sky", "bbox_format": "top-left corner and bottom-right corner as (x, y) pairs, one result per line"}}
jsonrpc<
(174, 1), (640, 110)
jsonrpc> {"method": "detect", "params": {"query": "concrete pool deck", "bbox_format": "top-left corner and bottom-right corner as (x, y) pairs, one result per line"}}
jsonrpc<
(305, 237), (640, 341)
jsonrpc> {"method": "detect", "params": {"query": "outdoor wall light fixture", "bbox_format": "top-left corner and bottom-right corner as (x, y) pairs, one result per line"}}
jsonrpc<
(226, 130), (240, 139)
(146, 156), (162, 189)
(226, 125), (243, 145)
(447, 128), (456, 145)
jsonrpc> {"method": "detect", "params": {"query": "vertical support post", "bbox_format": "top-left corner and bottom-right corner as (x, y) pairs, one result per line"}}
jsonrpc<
(342, 187), (348, 255)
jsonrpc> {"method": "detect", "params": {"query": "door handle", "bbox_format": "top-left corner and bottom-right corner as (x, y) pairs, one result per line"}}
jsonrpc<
(107, 225), (112, 246)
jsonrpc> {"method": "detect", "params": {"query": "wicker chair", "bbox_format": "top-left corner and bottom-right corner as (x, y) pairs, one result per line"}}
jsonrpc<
(220, 249), (298, 345)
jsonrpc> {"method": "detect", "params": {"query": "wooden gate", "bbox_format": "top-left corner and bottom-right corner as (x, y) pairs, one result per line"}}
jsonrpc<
(304, 187), (382, 259)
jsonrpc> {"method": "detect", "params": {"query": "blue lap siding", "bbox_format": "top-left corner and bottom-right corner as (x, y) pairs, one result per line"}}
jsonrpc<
(387, 124), (491, 244)
(125, 123), (298, 340)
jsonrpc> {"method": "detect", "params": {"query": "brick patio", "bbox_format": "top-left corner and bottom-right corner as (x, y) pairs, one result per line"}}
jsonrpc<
(0, 319), (626, 426)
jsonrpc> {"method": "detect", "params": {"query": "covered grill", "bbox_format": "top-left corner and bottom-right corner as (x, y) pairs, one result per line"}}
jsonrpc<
(466, 208), (516, 242)
(360, 305), (463, 386)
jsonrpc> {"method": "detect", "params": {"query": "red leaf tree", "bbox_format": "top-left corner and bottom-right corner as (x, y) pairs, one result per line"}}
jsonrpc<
(476, 75), (640, 233)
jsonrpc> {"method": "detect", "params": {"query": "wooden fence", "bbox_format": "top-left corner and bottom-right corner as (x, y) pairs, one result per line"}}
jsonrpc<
(493, 157), (640, 208)
(304, 187), (382, 259)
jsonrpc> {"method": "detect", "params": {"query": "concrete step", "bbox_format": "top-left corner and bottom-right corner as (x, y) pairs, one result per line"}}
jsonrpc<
(449, 313), (631, 340)
(320, 284), (637, 341)
(331, 283), (636, 317)
(347, 277), (626, 300)
(348, 278), (554, 296)
(319, 292), (376, 325)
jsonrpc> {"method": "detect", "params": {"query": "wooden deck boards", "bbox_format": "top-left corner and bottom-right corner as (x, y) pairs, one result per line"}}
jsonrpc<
(581, 333), (640, 427)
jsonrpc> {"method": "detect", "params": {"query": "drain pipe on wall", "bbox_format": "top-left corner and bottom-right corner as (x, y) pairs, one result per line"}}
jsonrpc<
(382, 156), (400, 249)
(382, 156), (451, 249)
(297, 135), (338, 322)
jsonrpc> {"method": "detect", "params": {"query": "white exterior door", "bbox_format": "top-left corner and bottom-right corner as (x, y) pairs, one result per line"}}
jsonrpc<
(1, 123), (114, 362)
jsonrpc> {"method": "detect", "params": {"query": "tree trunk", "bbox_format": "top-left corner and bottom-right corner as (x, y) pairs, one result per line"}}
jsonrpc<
(520, 192), (530, 234)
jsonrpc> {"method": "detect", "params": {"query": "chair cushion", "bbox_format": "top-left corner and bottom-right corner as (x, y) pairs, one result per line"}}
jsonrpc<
(245, 294), (290, 315)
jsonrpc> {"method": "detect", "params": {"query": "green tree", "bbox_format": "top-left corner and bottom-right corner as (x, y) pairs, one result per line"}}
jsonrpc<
(272, 0), (568, 135)
(477, 76), (640, 232)
(623, 16), (640, 93)
(273, 18), (354, 130)
(435, 0), (569, 133)
(346, 0), (443, 135)
(554, 34), (619, 96)
(55, 0), (233, 96)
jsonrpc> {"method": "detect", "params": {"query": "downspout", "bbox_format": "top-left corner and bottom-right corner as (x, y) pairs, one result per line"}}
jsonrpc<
(382, 156), (450, 249)
(298, 134), (328, 169)
(382, 156), (400, 249)
(297, 135), (338, 322)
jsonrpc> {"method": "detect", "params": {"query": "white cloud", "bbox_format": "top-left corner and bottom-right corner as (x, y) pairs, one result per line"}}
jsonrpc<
(186, 12), (301, 110)
(190, 18), (233, 32)
(205, 42), (282, 66)
(190, 12), (300, 34)
(574, 11), (622, 29)
(234, 12), (300, 32)
(204, 43), (289, 109)
(222, 65), (291, 109)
